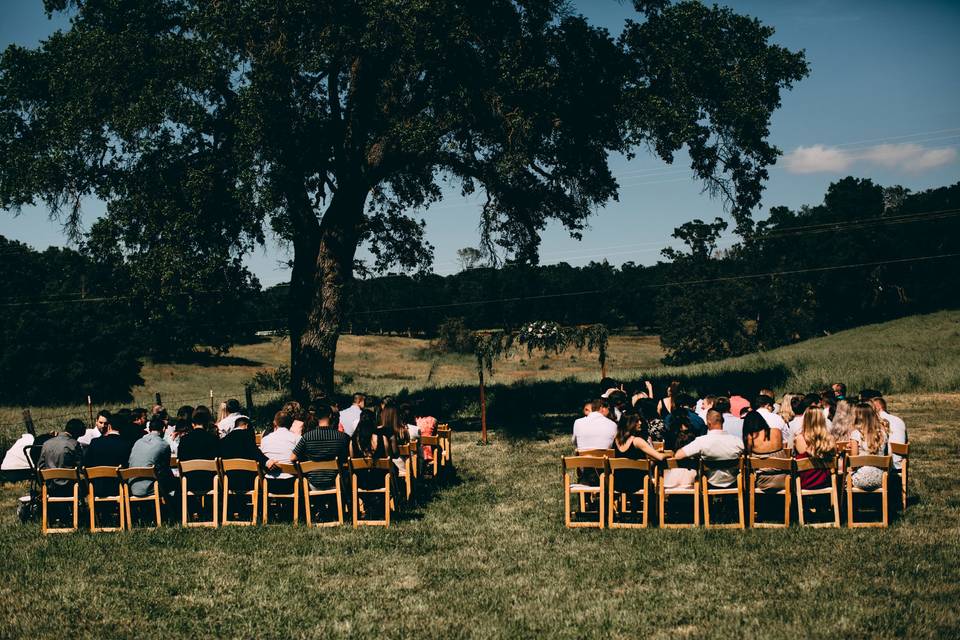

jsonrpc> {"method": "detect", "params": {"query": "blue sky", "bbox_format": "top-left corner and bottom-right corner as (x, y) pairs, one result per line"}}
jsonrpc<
(2, 0), (959, 285)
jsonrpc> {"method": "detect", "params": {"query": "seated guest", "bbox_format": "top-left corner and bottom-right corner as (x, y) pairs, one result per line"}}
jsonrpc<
(414, 406), (438, 462)
(166, 405), (193, 455)
(572, 398), (617, 451)
(657, 381), (681, 417)
(778, 393), (797, 427)
(86, 416), (134, 494)
(630, 380), (654, 407)
(39, 419), (86, 495)
(1, 430), (35, 482)
(291, 403), (350, 491)
(127, 418), (176, 497)
(788, 394), (828, 446)
(663, 394), (707, 439)
(794, 407), (835, 490)
(742, 410), (788, 490)
(607, 390), (630, 422)
(261, 412), (299, 467)
(177, 405), (220, 492)
(612, 412), (666, 495)
(339, 393), (365, 436)
(217, 398), (247, 438)
(220, 417), (276, 491)
(634, 398), (665, 442)
(832, 382), (847, 402)
(661, 414), (699, 489)
(829, 399), (855, 442)
(753, 395), (789, 442)
(849, 402), (890, 491)
(131, 408), (149, 436)
(675, 409), (744, 487)
(379, 404), (408, 475)
(712, 397), (744, 440)
(79, 410), (111, 446)
(695, 394), (716, 422)
(399, 404), (420, 440)
(728, 391), (750, 419)
(869, 396), (906, 471)
(759, 388), (779, 413)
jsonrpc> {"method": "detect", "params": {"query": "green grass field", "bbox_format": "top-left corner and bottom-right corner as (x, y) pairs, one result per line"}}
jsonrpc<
(2, 311), (959, 638)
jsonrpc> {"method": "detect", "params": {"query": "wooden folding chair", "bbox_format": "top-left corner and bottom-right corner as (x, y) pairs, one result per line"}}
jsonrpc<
(701, 459), (745, 529)
(298, 460), (344, 527)
(846, 455), (892, 528)
(747, 456), (792, 528)
(397, 443), (414, 500)
(890, 442), (909, 511)
(562, 456), (606, 529)
(179, 459), (219, 528)
(605, 458), (651, 528)
(408, 438), (420, 480)
(437, 424), (452, 467)
(263, 462), (300, 524)
(574, 449), (613, 511)
(84, 466), (126, 532)
(39, 468), (80, 534)
(349, 458), (392, 527)
(120, 467), (162, 528)
(794, 457), (841, 528)
(419, 435), (443, 478)
(658, 458), (700, 528)
(220, 458), (261, 526)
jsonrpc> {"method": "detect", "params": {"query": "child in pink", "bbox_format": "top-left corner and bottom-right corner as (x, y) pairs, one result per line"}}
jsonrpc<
(416, 415), (437, 461)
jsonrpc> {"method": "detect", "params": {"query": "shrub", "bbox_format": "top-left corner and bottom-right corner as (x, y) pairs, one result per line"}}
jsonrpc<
(431, 317), (475, 354)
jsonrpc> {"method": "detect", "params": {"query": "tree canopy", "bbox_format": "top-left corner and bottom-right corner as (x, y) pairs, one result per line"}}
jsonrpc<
(0, 0), (808, 399)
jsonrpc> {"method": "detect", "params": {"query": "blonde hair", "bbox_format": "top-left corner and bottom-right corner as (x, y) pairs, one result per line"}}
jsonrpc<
(801, 406), (835, 458)
(778, 393), (797, 424)
(216, 401), (229, 422)
(853, 402), (889, 454)
(830, 399), (855, 440)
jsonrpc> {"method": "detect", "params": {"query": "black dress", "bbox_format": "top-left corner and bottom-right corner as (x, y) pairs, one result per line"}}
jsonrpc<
(613, 439), (646, 494)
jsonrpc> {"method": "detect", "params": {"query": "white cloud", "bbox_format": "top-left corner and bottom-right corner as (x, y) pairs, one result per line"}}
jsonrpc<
(783, 144), (853, 174)
(783, 142), (957, 175)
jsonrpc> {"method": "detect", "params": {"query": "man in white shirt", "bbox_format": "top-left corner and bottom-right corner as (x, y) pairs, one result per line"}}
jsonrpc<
(339, 393), (365, 437)
(695, 395), (716, 423)
(260, 414), (300, 481)
(713, 397), (743, 439)
(217, 399), (247, 437)
(755, 395), (789, 441)
(79, 410), (110, 446)
(571, 399), (617, 451)
(675, 410), (743, 487)
(871, 397), (907, 470)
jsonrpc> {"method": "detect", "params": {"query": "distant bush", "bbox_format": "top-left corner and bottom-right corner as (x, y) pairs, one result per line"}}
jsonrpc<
(247, 366), (291, 392)
(431, 317), (475, 355)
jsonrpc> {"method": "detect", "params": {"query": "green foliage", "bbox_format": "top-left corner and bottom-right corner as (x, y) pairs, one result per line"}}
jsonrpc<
(0, 237), (144, 405)
(247, 366), (291, 393)
(431, 317), (475, 355)
(473, 323), (608, 375)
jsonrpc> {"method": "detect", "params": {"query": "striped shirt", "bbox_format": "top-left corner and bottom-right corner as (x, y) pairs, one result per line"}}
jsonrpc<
(292, 428), (349, 488)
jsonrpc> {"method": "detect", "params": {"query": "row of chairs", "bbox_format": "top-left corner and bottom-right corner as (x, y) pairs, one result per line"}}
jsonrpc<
(37, 426), (454, 533)
(563, 441), (909, 530)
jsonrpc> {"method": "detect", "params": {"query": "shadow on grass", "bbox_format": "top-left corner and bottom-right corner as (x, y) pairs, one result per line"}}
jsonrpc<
(156, 351), (264, 368)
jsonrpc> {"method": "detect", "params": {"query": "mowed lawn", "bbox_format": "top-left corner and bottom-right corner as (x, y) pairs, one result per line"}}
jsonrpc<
(1, 392), (958, 638)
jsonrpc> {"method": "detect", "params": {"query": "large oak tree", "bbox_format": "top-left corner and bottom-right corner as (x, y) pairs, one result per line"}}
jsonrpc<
(0, 0), (807, 400)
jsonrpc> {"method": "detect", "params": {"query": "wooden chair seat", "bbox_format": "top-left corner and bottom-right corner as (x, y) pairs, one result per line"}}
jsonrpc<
(219, 458), (261, 526)
(298, 460), (344, 527)
(563, 456), (607, 529)
(119, 467), (162, 528)
(179, 459), (219, 528)
(794, 456), (840, 528)
(701, 459), (745, 529)
(84, 466), (125, 532)
(606, 457), (652, 528)
(658, 458), (700, 528)
(263, 462), (300, 524)
(747, 456), (792, 528)
(39, 468), (80, 534)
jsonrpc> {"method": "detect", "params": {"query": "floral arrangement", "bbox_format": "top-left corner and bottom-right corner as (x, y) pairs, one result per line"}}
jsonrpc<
(516, 321), (566, 354)
(472, 322), (608, 374)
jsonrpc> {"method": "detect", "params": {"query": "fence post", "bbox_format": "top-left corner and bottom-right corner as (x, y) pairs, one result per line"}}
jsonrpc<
(87, 395), (93, 429)
(245, 385), (254, 417)
(209, 389), (214, 409)
(22, 409), (35, 436)
(155, 392), (162, 406)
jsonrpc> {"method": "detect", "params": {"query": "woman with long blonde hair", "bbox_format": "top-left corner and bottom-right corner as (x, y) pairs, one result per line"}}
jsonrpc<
(849, 402), (890, 490)
(794, 406), (835, 489)
(829, 399), (855, 442)
(778, 393), (797, 425)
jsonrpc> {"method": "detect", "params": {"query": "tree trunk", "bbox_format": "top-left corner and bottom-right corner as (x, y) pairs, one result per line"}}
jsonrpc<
(289, 185), (367, 403)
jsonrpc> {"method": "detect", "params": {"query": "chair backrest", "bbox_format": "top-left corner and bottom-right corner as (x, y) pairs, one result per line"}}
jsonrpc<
(847, 455), (892, 470)
(397, 444), (411, 456)
(794, 456), (836, 473)
(606, 457), (651, 472)
(661, 457), (699, 471)
(835, 441), (851, 455)
(178, 459), (219, 474)
(170, 456), (178, 467)
(40, 467), (79, 482)
(652, 441), (665, 451)
(575, 448), (614, 458)
(747, 456), (793, 473)
(298, 460), (340, 474)
(889, 442), (909, 456)
(349, 457), (392, 472)
(119, 467), (158, 482)
(23, 445), (40, 472)
(420, 435), (442, 446)
(219, 458), (261, 474)
(700, 458), (742, 474)
(84, 465), (122, 480)
(562, 456), (607, 472)
(274, 462), (300, 477)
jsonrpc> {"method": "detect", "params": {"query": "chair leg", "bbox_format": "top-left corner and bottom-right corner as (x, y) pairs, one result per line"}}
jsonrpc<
(749, 475), (756, 528)
(784, 483), (791, 527)
(641, 476), (649, 528)
(658, 484), (665, 528)
(41, 486), (48, 535)
(181, 478), (188, 526)
(385, 481), (391, 527)
(795, 478), (806, 526)
(213, 478), (219, 528)
(693, 484), (700, 527)
(352, 476), (359, 528)
(72, 486), (79, 531)
(701, 478), (710, 528)
(221, 476), (229, 525)
(89, 487), (97, 532)
(607, 476), (615, 528)
(845, 474), (853, 527)
(881, 473), (889, 527)
(598, 473), (604, 529)
(336, 478), (344, 525)
(303, 479), (312, 527)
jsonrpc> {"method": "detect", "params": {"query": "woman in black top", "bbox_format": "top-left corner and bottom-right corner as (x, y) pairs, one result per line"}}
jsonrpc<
(613, 412), (665, 493)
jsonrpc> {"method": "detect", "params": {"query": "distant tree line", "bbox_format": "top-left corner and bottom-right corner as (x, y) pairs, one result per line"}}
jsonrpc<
(252, 177), (960, 364)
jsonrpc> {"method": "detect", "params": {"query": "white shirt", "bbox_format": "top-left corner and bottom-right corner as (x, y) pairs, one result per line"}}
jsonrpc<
(722, 414), (744, 440)
(880, 410), (907, 470)
(260, 428), (301, 478)
(1, 433), (34, 470)
(340, 404), (363, 436)
(406, 423), (420, 439)
(78, 428), (101, 446)
(572, 411), (617, 451)
(217, 413), (246, 438)
(680, 430), (744, 487)
(757, 407), (789, 440)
